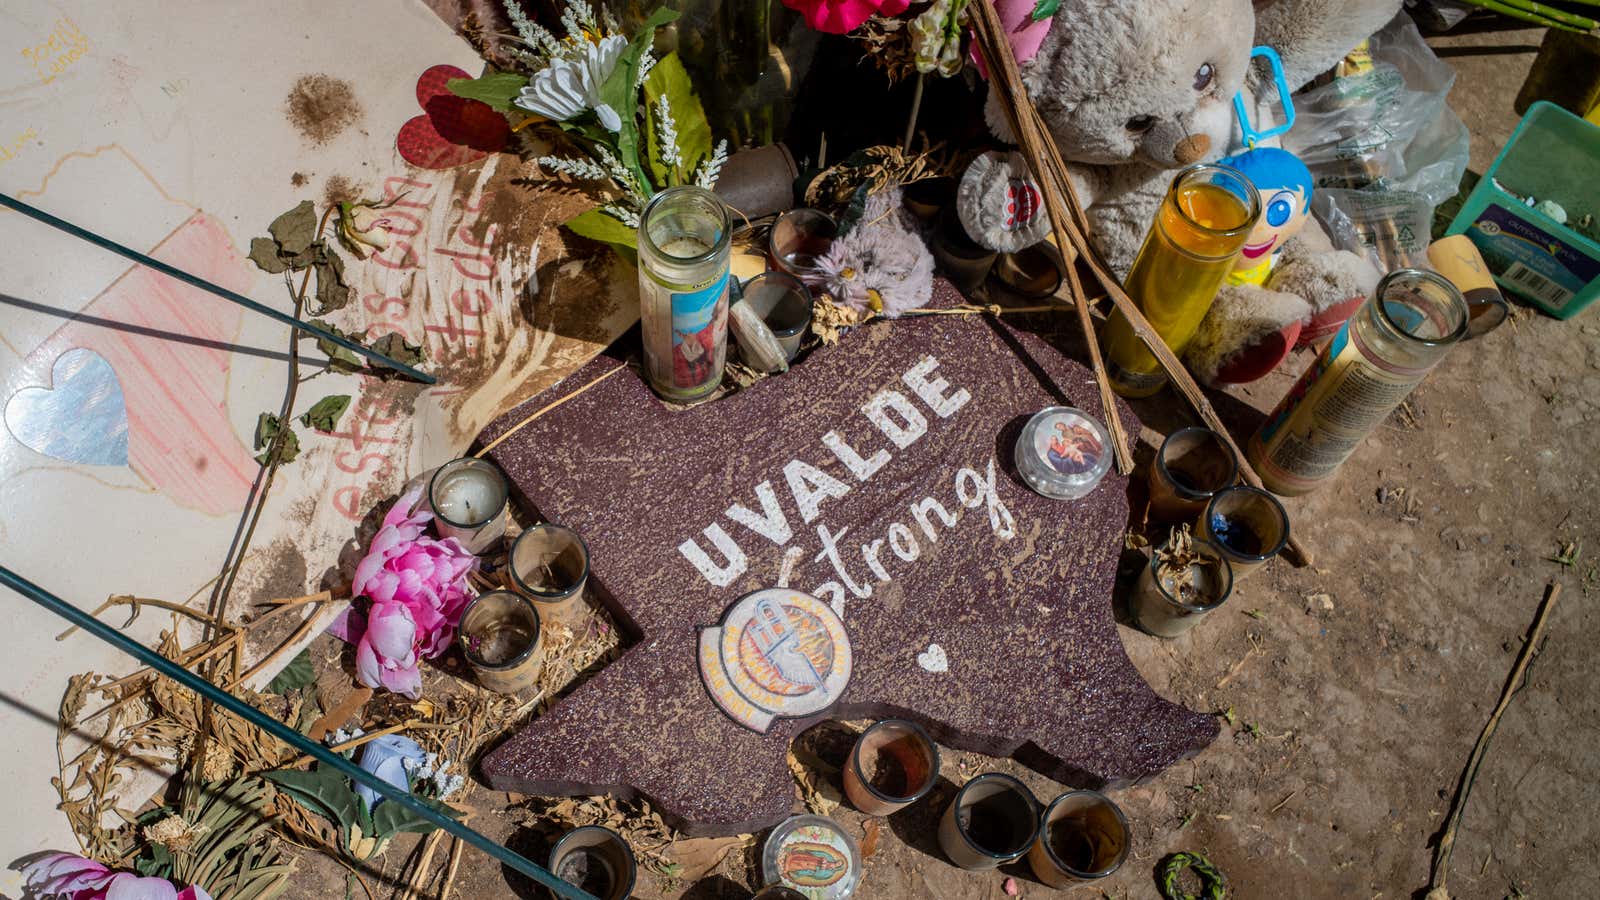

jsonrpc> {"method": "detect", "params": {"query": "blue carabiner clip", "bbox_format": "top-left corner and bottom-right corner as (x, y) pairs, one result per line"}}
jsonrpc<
(1232, 46), (1297, 148)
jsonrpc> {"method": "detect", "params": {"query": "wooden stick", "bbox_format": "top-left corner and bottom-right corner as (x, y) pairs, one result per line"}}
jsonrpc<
(1426, 582), (1561, 900)
(970, 1), (1311, 565)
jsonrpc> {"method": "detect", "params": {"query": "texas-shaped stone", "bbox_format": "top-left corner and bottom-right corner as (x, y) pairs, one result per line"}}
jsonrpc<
(479, 285), (1217, 835)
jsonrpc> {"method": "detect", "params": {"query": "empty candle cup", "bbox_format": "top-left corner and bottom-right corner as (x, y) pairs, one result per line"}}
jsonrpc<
(458, 590), (543, 694)
(738, 271), (813, 363)
(938, 773), (1040, 870)
(769, 208), (838, 288)
(427, 457), (509, 555)
(549, 825), (636, 900)
(1147, 427), (1239, 523)
(842, 719), (940, 816)
(1130, 534), (1233, 638)
(1198, 486), (1290, 579)
(1027, 790), (1130, 887)
(509, 524), (590, 626)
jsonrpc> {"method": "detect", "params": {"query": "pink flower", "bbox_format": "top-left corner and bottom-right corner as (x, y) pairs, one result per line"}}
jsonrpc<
(348, 487), (479, 699)
(781, 0), (910, 34)
(20, 853), (212, 900)
(970, 0), (1053, 80)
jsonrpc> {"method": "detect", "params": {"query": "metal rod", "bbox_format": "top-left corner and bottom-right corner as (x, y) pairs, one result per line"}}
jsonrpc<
(0, 193), (435, 385)
(0, 565), (587, 899)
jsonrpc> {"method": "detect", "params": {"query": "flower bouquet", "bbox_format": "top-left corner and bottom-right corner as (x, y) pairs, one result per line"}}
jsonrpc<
(448, 1), (727, 260)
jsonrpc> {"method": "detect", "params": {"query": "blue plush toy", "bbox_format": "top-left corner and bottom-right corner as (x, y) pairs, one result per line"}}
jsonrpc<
(1217, 146), (1315, 288)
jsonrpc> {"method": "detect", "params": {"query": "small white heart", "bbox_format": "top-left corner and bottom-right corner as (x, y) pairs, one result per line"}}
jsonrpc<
(916, 643), (948, 674)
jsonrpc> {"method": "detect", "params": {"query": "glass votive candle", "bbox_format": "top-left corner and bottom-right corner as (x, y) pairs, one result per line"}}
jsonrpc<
(427, 457), (509, 555)
(938, 773), (1040, 870)
(1198, 486), (1290, 580)
(989, 243), (1064, 300)
(1130, 535), (1233, 638)
(842, 719), (940, 817)
(549, 825), (636, 900)
(458, 590), (543, 693)
(1026, 790), (1130, 887)
(739, 271), (813, 363)
(769, 208), (837, 288)
(1147, 427), (1239, 523)
(932, 209), (998, 295)
(1015, 407), (1113, 501)
(508, 524), (590, 626)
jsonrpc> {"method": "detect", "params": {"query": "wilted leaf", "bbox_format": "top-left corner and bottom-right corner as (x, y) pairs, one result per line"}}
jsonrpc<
(299, 395), (351, 434)
(248, 237), (289, 274)
(306, 319), (364, 373)
(370, 332), (427, 368)
(266, 649), (317, 695)
(253, 413), (301, 466)
(269, 201), (319, 256)
(313, 249), (351, 314)
(861, 818), (883, 858)
(668, 835), (747, 881)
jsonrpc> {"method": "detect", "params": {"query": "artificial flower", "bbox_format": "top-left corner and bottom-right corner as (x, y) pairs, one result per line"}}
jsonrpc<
(335, 202), (394, 259)
(782, 0), (911, 35)
(513, 34), (627, 132)
(970, 0), (1053, 79)
(353, 733), (426, 812)
(347, 487), (479, 699)
(20, 853), (212, 900)
(911, 0), (967, 77)
(816, 187), (935, 317)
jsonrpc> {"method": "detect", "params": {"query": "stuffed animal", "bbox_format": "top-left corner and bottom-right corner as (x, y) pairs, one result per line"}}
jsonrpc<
(957, 0), (1400, 386)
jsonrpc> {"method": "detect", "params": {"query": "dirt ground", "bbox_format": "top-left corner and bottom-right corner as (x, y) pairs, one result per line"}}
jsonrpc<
(276, 20), (1597, 900)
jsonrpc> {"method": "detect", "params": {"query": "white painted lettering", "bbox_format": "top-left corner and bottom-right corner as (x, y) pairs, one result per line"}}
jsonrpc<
(862, 389), (927, 450)
(902, 355), (970, 418)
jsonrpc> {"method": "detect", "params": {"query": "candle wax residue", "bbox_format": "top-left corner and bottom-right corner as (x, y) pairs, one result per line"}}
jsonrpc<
(435, 472), (500, 526)
(660, 235), (713, 260)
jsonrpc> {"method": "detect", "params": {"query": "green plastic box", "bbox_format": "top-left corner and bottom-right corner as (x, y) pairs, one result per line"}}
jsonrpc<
(1446, 101), (1600, 319)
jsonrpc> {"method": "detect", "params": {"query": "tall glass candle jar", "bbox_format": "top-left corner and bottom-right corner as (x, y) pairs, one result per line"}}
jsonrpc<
(639, 186), (733, 402)
(1249, 269), (1468, 495)
(1102, 164), (1261, 398)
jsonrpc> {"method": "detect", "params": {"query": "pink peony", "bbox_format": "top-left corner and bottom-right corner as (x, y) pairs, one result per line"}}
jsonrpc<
(21, 853), (212, 900)
(348, 487), (479, 699)
(781, 0), (911, 34)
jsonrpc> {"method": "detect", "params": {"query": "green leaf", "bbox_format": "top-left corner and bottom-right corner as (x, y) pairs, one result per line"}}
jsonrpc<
(370, 793), (463, 839)
(269, 201), (319, 256)
(266, 648), (317, 694)
(600, 8), (680, 196)
(264, 768), (361, 831)
(252, 413), (301, 466)
(564, 206), (639, 265)
(135, 843), (174, 878)
(446, 72), (529, 113)
(298, 395), (351, 434)
(248, 237), (289, 274)
(642, 52), (712, 187)
(1031, 0), (1060, 20)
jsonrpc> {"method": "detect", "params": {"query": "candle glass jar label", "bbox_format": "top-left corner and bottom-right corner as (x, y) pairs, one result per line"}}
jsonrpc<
(640, 186), (733, 402)
(1027, 791), (1130, 887)
(509, 524), (589, 625)
(458, 590), (543, 694)
(427, 458), (508, 555)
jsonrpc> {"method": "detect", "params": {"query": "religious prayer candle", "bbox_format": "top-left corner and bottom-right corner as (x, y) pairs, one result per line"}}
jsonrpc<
(1146, 427), (1239, 523)
(1103, 164), (1262, 398)
(1248, 269), (1469, 495)
(843, 719), (940, 817)
(639, 186), (733, 402)
(1026, 791), (1131, 887)
(508, 523), (589, 626)
(548, 825), (636, 900)
(762, 815), (862, 899)
(1015, 407), (1112, 501)
(1130, 536), (1233, 638)
(938, 773), (1041, 870)
(427, 457), (508, 554)
(1196, 486), (1290, 580)
(457, 590), (543, 694)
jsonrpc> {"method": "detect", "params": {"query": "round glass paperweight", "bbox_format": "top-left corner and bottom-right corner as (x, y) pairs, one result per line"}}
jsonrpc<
(1015, 407), (1113, 501)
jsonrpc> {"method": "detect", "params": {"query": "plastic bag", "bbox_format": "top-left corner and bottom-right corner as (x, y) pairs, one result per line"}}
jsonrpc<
(1285, 14), (1471, 270)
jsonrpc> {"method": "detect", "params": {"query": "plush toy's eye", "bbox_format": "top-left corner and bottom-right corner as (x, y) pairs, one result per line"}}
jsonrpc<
(1267, 191), (1297, 227)
(1194, 62), (1216, 92)
(1125, 115), (1157, 134)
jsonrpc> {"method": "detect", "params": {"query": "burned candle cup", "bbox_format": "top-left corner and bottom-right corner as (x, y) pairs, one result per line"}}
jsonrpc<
(938, 773), (1040, 870)
(1198, 486), (1290, 580)
(989, 243), (1065, 301)
(1147, 427), (1239, 523)
(842, 719), (940, 816)
(458, 590), (543, 694)
(769, 208), (838, 289)
(427, 457), (509, 555)
(1027, 790), (1131, 887)
(549, 825), (636, 900)
(738, 271), (813, 364)
(509, 524), (590, 626)
(1130, 536), (1234, 638)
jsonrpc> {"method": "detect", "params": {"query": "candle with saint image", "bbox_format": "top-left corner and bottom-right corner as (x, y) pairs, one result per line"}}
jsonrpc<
(427, 458), (508, 554)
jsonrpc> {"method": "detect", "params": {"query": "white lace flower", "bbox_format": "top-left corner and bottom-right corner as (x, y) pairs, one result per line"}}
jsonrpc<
(695, 140), (729, 190)
(514, 34), (627, 133)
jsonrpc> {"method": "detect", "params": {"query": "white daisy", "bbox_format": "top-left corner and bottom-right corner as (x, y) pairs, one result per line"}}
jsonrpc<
(514, 34), (628, 133)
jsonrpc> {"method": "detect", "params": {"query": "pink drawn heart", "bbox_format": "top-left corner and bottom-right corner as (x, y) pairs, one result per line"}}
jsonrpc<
(397, 64), (510, 170)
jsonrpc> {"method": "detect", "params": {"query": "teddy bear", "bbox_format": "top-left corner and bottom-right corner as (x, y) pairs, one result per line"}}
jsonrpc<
(957, 0), (1400, 386)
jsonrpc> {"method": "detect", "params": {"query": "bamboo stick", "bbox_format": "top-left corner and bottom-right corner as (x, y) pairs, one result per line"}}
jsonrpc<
(970, 0), (1312, 566)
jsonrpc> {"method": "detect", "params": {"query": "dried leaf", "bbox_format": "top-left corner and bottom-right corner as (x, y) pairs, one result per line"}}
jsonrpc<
(252, 413), (301, 466)
(312, 249), (352, 314)
(249, 237), (290, 274)
(298, 395), (351, 434)
(305, 319), (365, 373)
(861, 818), (883, 858)
(668, 835), (748, 881)
(269, 201), (319, 257)
(369, 332), (427, 368)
